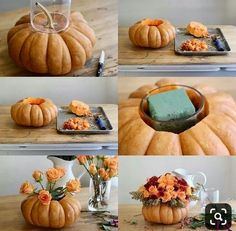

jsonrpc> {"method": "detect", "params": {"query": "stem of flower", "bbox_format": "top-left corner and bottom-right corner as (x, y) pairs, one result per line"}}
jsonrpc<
(38, 181), (45, 190)
(35, 2), (55, 29)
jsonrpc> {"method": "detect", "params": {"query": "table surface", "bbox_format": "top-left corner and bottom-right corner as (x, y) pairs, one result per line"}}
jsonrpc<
(0, 187), (118, 231)
(119, 203), (236, 231)
(0, 0), (118, 77)
(119, 26), (236, 66)
(118, 77), (236, 101)
(0, 104), (118, 145)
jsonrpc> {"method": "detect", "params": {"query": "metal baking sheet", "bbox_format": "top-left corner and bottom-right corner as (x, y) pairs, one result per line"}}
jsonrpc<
(175, 28), (231, 56)
(57, 106), (113, 134)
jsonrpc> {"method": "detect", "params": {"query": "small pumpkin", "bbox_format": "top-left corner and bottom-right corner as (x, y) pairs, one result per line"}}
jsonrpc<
(119, 79), (236, 155)
(7, 11), (96, 75)
(142, 204), (188, 224)
(129, 19), (176, 48)
(21, 195), (81, 228)
(11, 97), (57, 127)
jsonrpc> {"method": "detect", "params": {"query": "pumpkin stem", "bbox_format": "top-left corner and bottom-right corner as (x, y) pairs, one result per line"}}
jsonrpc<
(35, 2), (55, 30)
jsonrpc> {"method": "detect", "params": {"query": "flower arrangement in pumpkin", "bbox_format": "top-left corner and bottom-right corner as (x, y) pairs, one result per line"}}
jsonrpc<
(131, 173), (197, 207)
(77, 155), (118, 210)
(19, 167), (81, 228)
(130, 173), (198, 225)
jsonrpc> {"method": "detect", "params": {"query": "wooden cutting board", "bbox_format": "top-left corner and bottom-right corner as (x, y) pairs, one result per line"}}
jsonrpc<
(119, 26), (236, 66)
(0, 0), (118, 77)
(0, 187), (118, 231)
(0, 104), (117, 144)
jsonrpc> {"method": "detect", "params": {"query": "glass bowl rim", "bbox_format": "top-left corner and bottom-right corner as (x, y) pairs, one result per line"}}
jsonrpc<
(139, 84), (206, 123)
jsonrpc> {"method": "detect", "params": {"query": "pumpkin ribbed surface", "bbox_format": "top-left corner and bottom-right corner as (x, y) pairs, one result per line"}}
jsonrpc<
(119, 79), (236, 155)
(129, 18), (176, 48)
(21, 195), (81, 228)
(142, 204), (188, 224)
(7, 12), (96, 75)
(11, 97), (58, 127)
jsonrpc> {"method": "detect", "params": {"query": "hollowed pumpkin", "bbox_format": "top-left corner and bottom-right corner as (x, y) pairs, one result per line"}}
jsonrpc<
(21, 195), (81, 228)
(11, 97), (58, 127)
(7, 12), (96, 75)
(142, 204), (188, 224)
(119, 79), (236, 155)
(129, 19), (176, 48)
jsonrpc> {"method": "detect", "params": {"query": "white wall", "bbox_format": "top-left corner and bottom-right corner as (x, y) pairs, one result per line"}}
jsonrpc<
(119, 0), (236, 26)
(119, 156), (236, 204)
(0, 77), (117, 105)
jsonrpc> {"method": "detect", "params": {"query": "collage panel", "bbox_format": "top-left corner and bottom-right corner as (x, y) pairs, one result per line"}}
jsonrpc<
(0, 155), (118, 230)
(119, 156), (236, 230)
(0, 0), (117, 77)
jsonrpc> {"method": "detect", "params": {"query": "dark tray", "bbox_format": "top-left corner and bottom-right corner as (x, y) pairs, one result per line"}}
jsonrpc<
(57, 106), (113, 134)
(175, 28), (231, 56)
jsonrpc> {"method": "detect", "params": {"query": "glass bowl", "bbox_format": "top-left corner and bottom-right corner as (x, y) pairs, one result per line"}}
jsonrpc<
(139, 85), (206, 134)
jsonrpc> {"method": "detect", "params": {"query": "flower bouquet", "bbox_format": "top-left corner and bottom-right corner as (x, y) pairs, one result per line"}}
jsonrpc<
(130, 173), (198, 225)
(77, 155), (118, 211)
(20, 167), (81, 228)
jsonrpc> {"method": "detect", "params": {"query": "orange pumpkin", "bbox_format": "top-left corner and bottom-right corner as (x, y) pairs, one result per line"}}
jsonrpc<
(129, 19), (176, 48)
(142, 204), (188, 224)
(187, 21), (208, 38)
(11, 97), (57, 127)
(119, 79), (236, 155)
(7, 12), (96, 75)
(21, 195), (81, 228)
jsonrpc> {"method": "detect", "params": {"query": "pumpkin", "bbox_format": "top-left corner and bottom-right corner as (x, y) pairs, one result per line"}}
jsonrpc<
(7, 11), (96, 75)
(21, 195), (81, 228)
(11, 97), (57, 127)
(69, 100), (91, 116)
(186, 21), (208, 38)
(119, 79), (236, 155)
(142, 204), (188, 224)
(129, 19), (176, 48)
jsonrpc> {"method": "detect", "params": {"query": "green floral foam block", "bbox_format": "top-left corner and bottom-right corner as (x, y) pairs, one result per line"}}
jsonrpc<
(147, 89), (196, 121)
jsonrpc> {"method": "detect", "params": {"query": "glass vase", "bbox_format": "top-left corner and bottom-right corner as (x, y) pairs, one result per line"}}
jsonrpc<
(88, 178), (111, 212)
(30, 0), (71, 33)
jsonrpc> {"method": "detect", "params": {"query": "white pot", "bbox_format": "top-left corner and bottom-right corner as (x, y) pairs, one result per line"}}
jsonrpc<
(47, 156), (84, 189)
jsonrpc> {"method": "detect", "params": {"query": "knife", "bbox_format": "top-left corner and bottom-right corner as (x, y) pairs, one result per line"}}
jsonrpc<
(94, 114), (106, 130)
(96, 50), (105, 77)
(212, 35), (225, 51)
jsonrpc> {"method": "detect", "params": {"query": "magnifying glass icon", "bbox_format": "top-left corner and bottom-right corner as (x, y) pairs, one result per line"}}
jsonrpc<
(214, 212), (223, 222)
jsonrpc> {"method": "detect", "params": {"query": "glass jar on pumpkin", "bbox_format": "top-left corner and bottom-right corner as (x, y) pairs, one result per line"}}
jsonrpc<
(30, 0), (71, 33)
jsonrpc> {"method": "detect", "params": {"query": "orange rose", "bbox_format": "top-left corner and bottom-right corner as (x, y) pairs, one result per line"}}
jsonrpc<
(98, 168), (106, 178)
(138, 186), (146, 193)
(55, 167), (65, 178)
(109, 168), (118, 178)
(104, 157), (118, 170)
(177, 191), (187, 202)
(166, 185), (174, 193)
(38, 190), (52, 205)
(20, 181), (34, 194)
(66, 179), (81, 192)
(158, 174), (176, 188)
(77, 155), (87, 165)
(89, 164), (97, 175)
(161, 191), (172, 203)
(46, 168), (61, 182)
(32, 170), (43, 182)
(148, 185), (158, 196)
(103, 171), (110, 181)
(143, 190), (150, 198)
(186, 186), (192, 196)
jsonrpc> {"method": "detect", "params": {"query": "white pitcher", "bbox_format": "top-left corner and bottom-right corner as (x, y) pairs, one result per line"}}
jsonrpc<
(172, 168), (207, 208)
(47, 156), (85, 189)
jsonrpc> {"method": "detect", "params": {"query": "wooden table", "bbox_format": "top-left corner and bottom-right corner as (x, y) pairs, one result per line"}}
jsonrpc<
(119, 26), (236, 72)
(0, 187), (118, 231)
(0, 0), (117, 77)
(118, 77), (236, 101)
(0, 104), (118, 154)
(119, 203), (236, 231)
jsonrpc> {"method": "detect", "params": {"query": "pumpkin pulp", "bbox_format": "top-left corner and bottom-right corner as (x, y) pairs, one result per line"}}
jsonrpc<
(24, 98), (46, 105)
(142, 19), (164, 27)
